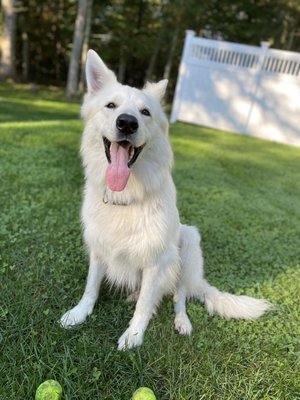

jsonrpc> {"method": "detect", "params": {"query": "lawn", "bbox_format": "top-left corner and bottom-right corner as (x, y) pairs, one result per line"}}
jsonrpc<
(0, 84), (300, 400)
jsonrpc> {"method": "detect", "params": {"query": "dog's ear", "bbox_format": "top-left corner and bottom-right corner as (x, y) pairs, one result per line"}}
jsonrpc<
(143, 79), (168, 102)
(86, 50), (117, 94)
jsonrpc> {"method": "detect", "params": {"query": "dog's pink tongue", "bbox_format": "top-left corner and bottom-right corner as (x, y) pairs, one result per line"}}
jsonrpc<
(105, 142), (130, 192)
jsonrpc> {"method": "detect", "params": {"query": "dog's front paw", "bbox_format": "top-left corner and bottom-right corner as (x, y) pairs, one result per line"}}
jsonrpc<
(60, 304), (92, 328)
(117, 326), (144, 350)
(175, 312), (193, 336)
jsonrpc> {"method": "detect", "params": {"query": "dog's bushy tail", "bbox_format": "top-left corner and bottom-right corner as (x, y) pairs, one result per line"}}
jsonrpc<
(179, 224), (272, 320)
(198, 280), (272, 320)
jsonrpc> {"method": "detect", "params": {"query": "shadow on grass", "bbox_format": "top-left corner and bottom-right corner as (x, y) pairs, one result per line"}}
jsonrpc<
(0, 99), (80, 122)
(0, 119), (82, 153)
(0, 82), (81, 123)
(171, 122), (300, 160)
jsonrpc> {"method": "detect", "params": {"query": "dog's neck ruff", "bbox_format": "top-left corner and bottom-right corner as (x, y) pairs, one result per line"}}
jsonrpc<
(102, 188), (132, 206)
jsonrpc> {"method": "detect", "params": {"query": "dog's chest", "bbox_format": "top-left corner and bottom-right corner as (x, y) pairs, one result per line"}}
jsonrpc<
(84, 198), (174, 268)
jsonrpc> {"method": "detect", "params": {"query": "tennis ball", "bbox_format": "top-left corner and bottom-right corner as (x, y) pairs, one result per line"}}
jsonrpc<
(132, 387), (157, 400)
(35, 380), (62, 400)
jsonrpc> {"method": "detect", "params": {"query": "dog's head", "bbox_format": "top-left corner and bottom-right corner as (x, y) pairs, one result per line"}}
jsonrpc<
(81, 50), (172, 200)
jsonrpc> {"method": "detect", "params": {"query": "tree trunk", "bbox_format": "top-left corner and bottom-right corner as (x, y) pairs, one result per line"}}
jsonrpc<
(66, 0), (89, 98)
(287, 16), (299, 51)
(21, 30), (29, 81)
(145, 24), (164, 83)
(163, 26), (179, 80)
(163, 0), (183, 82)
(55, 0), (64, 82)
(19, 9), (29, 82)
(117, 46), (126, 83)
(79, 0), (93, 93)
(0, 0), (16, 79)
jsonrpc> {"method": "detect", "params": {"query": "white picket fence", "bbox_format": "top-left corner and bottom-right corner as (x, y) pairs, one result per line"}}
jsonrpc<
(171, 30), (300, 147)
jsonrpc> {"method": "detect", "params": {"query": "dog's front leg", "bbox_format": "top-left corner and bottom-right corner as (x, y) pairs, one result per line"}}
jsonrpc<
(60, 252), (105, 328)
(118, 254), (177, 350)
(117, 265), (161, 350)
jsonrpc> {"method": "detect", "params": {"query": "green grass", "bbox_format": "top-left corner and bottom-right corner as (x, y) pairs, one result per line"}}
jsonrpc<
(1, 83), (300, 400)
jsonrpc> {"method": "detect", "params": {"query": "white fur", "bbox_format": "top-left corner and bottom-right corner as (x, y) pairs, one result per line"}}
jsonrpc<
(60, 51), (272, 349)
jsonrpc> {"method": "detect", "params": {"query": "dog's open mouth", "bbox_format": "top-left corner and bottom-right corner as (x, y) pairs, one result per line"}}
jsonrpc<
(103, 137), (145, 192)
(103, 137), (144, 168)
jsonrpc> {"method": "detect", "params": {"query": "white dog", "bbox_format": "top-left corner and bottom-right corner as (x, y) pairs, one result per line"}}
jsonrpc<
(60, 50), (271, 350)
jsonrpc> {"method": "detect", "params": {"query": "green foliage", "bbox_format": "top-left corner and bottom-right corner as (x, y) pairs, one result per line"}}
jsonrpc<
(7, 0), (300, 87)
(1, 84), (300, 399)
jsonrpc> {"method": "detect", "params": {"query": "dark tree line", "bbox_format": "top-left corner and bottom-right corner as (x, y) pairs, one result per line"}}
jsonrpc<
(1, 0), (300, 97)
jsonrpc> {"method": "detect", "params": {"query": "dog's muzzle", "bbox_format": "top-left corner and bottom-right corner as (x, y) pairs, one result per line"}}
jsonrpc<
(103, 113), (144, 169)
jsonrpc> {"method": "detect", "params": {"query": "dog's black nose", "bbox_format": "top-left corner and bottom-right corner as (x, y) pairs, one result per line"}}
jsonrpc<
(116, 114), (139, 135)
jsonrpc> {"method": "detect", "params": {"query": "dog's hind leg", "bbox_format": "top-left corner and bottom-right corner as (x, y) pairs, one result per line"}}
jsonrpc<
(60, 251), (105, 328)
(172, 224), (203, 335)
(173, 286), (192, 335)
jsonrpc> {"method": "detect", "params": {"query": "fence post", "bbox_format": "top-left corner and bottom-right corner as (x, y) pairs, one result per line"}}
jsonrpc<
(244, 41), (270, 134)
(170, 30), (195, 123)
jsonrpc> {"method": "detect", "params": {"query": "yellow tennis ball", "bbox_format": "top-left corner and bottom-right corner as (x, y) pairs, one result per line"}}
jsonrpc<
(35, 380), (62, 400)
(132, 387), (157, 400)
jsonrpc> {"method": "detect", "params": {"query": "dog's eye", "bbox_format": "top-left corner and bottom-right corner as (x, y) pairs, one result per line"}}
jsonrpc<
(106, 102), (116, 109)
(141, 108), (151, 117)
